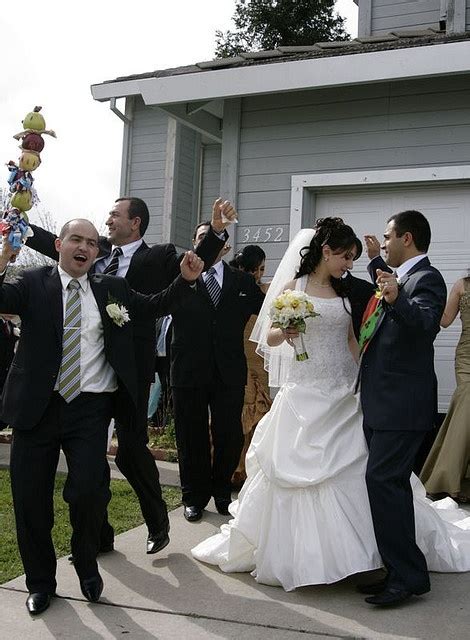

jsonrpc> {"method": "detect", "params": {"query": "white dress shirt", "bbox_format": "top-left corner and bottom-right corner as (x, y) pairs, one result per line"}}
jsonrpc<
(95, 238), (144, 278)
(56, 267), (117, 394)
(395, 254), (427, 281)
(202, 259), (224, 288)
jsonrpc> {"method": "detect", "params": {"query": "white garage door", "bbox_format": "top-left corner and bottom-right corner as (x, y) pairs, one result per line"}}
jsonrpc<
(315, 184), (470, 412)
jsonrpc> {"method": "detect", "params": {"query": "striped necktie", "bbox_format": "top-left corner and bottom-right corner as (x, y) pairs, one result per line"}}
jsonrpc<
(205, 266), (221, 307)
(103, 247), (123, 276)
(58, 279), (81, 403)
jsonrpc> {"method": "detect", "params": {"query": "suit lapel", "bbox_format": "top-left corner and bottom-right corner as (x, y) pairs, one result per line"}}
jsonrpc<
(198, 274), (213, 305)
(128, 241), (148, 273)
(89, 275), (111, 330)
(218, 262), (235, 306)
(397, 256), (429, 288)
(365, 256), (430, 349)
(43, 267), (63, 342)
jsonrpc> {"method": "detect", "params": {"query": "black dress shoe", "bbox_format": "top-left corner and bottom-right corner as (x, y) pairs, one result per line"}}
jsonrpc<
(365, 588), (413, 606)
(80, 575), (104, 602)
(215, 499), (231, 516)
(356, 578), (388, 594)
(184, 505), (203, 522)
(26, 592), (53, 615)
(147, 526), (170, 554)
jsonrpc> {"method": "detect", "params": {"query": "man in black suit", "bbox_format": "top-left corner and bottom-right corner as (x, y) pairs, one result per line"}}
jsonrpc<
(0, 218), (203, 615)
(26, 197), (232, 554)
(171, 222), (265, 522)
(360, 210), (446, 606)
(0, 314), (18, 429)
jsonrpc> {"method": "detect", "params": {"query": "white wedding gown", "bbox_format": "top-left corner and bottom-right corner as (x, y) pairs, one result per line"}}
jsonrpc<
(191, 279), (470, 592)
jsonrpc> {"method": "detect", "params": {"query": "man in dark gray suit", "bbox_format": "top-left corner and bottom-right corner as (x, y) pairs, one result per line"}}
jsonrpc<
(360, 210), (446, 606)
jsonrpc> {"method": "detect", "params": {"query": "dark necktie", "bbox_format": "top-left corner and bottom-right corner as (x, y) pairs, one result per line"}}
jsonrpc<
(103, 247), (123, 276)
(205, 266), (221, 307)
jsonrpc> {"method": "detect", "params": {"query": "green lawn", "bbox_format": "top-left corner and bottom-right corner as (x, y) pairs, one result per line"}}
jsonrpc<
(0, 468), (181, 584)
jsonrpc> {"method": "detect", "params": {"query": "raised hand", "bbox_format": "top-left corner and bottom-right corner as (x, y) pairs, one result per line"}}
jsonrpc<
(364, 235), (381, 260)
(180, 250), (204, 282)
(211, 198), (238, 233)
(376, 268), (399, 304)
(0, 236), (21, 271)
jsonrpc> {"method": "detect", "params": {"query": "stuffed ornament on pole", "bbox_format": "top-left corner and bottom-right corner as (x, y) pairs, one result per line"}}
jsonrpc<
(1, 106), (56, 256)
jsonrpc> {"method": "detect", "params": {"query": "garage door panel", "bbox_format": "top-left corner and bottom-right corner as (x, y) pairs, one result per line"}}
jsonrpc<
(315, 185), (470, 412)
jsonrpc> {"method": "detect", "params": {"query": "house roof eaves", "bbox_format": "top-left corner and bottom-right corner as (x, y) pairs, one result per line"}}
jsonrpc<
(91, 36), (470, 105)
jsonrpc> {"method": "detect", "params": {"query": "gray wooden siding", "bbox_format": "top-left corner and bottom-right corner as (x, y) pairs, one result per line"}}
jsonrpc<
(237, 74), (470, 276)
(200, 144), (221, 221)
(126, 99), (169, 244)
(371, 0), (440, 34)
(172, 125), (201, 249)
(467, 0), (470, 30)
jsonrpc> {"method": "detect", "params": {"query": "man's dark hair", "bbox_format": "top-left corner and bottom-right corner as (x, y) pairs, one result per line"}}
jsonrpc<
(116, 197), (149, 236)
(192, 220), (211, 241)
(387, 210), (431, 252)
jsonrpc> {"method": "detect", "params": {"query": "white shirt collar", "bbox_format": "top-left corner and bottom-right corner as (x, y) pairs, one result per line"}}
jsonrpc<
(57, 266), (89, 293)
(113, 238), (143, 259)
(396, 254), (427, 280)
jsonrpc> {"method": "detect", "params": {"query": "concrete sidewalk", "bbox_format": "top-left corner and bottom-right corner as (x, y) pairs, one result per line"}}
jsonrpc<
(1, 500), (470, 639)
(1, 440), (469, 638)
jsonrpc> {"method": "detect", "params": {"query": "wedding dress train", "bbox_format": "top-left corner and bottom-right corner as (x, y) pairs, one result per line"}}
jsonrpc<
(192, 279), (470, 591)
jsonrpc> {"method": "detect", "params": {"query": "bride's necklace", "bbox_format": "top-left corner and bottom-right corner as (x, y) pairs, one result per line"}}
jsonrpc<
(309, 280), (332, 288)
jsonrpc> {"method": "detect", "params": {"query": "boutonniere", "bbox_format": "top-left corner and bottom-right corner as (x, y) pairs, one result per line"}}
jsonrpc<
(106, 295), (130, 327)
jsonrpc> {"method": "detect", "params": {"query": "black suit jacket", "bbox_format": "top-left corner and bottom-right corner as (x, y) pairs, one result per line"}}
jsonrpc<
(360, 256), (446, 431)
(0, 266), (193, 430)
(343, 273), (376, 340)
(0, 319), (17, 387)
(170, 263), (265, 388)
(27, 225), (225, 383)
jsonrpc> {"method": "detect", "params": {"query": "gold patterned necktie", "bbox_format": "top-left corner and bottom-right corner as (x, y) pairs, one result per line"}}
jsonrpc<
(58, 279), (81, 403)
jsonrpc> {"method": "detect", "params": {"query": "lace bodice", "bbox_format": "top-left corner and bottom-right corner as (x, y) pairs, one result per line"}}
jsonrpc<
(286, 278), (358, 393)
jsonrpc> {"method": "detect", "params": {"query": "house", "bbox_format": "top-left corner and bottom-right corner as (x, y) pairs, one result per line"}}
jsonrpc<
(91, 0), (470, 409)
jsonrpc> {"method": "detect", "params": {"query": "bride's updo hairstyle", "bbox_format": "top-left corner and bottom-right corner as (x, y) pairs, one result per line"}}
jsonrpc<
(295, 217), (360, 299)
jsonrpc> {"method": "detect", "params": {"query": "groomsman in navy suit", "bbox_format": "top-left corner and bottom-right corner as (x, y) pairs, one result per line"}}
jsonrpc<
(360, 210), (446, 606)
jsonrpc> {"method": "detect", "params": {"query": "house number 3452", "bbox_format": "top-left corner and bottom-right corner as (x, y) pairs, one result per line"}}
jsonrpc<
(240, 227), (284, 243)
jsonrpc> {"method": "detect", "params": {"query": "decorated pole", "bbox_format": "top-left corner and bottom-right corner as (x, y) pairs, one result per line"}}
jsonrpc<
(1, 106), (56, 257)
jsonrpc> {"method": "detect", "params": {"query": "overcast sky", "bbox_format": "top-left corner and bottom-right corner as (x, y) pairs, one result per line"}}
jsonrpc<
(0, 0), (358, 232)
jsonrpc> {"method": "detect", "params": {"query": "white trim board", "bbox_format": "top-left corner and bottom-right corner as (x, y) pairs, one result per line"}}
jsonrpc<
(290, 165), (470, 240)
(91, 40), (470, 106)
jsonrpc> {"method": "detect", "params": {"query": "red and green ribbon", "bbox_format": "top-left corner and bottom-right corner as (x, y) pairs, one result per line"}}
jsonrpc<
(358, 291), (384, 354)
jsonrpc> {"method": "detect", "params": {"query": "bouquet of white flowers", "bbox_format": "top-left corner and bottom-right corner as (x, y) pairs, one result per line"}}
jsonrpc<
(270, 289), (320, 361)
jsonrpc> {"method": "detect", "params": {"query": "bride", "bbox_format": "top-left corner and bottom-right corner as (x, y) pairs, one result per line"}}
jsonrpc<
(191, 218), (470, 593)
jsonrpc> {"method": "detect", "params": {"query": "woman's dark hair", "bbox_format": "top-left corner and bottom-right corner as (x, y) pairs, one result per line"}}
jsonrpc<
(229, 245), (266, 273)
(295, 217), (359, 300)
